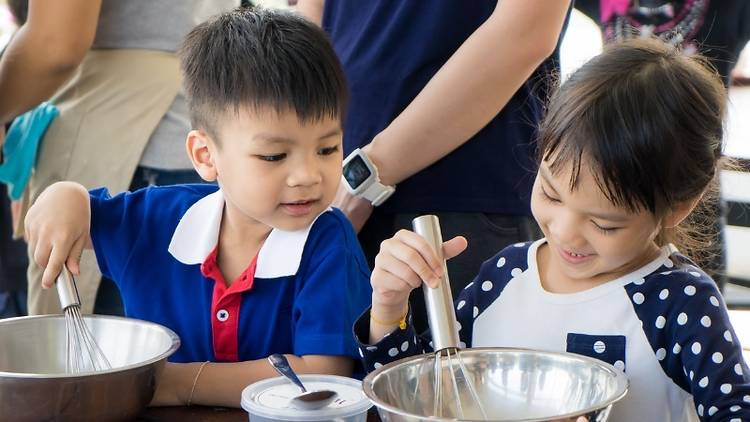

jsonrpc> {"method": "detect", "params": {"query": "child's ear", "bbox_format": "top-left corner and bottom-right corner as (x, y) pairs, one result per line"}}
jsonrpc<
(662, 195), (703, 229)
(186, 130), (218, 182)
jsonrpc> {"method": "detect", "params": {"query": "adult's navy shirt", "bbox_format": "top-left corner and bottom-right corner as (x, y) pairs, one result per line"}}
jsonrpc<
(323, 0), (563, 215)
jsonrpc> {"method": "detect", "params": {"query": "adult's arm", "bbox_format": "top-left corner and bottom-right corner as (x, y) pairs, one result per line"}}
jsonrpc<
(295, 0), (325, 26)
(365, 0), (571, 186)
(0, 0), (102, 126)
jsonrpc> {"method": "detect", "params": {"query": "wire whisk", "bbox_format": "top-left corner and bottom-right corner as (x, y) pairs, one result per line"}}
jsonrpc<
(413, 215), (488, 420)
(56, 266), (112, 374)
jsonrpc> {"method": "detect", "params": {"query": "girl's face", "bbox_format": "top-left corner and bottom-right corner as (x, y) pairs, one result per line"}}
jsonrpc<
(530, 157), (663, 288)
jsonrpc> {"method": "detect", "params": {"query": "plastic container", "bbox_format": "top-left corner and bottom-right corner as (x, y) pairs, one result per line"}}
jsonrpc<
(241, 374), (372, 421)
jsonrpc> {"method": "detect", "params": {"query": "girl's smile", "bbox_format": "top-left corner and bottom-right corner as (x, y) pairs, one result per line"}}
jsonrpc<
(531, 159), (662, 293)
(556, 245), (596, 265)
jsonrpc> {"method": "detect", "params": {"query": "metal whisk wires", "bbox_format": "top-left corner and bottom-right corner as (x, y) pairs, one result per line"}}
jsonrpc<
(412, 215), (487, 420)
(56, 266), (111, 374)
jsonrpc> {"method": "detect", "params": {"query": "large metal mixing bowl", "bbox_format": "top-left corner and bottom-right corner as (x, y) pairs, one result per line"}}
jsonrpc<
(363, 348), (628, 422)
(0, 314), (180, 422)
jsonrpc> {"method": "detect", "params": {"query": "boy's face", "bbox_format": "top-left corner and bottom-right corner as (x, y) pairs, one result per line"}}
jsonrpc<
(205, 108), (343, 232)
(530, 157), (662, 289)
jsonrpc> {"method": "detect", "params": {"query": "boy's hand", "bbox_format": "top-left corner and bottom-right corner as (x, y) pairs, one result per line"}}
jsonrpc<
(371, 229), (467, 318)
(25, 182), (92, 288)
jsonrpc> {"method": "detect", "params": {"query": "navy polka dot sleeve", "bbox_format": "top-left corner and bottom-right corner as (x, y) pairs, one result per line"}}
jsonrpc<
(627, 254), (750, 420)
(353, 244), (527, 373)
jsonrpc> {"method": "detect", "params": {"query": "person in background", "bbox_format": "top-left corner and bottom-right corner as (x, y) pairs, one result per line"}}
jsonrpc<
(357, 38), (750, 421)
(0, 0), (238, 317)
(0, 181), (26, 317)
(0, 0), (28, 318)
(296, 0), (571, 334)
(25, 8), (371, 407)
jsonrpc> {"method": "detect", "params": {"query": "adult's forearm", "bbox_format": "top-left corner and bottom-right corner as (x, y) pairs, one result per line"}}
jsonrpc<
(365, 0), (571, 186)
(295, 0), (325, 26)
(0, 0), (102, 125)
(0, 26), (80, 124)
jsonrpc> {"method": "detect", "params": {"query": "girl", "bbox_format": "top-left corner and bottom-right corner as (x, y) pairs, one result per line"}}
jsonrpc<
(355, 38), (750, 421)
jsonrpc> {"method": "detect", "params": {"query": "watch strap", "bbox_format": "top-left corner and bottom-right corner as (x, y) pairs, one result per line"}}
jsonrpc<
(361, 182), (395, 206)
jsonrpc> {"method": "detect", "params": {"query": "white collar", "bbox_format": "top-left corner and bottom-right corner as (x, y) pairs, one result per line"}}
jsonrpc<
(167, 189), (321, 278)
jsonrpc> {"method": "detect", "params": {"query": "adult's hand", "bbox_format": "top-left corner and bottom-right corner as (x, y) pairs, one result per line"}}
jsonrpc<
(332, 182), (373, 233)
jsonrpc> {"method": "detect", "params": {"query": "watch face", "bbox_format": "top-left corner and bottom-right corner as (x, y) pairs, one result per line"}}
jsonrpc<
(343, 155), (372, 189)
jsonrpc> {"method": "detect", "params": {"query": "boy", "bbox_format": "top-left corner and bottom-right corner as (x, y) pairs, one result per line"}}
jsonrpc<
(24, 7), (371, 408)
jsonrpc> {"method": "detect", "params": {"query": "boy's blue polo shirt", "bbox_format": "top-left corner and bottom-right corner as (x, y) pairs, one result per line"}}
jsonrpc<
(88, 184), (372, 363)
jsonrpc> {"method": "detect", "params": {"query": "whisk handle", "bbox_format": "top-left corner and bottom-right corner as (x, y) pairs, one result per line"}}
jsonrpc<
(412, 215), (460, 351)
(56, 265), (81, 310)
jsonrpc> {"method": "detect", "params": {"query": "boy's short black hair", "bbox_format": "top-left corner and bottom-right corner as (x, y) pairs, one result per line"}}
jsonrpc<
(179, 7), (348, 139)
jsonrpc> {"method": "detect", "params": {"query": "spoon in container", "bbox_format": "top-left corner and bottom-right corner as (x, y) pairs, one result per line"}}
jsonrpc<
(267, 354), (338, 410)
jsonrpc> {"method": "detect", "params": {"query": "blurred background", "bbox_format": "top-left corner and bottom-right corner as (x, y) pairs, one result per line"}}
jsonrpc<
(1, 1), (749, 305)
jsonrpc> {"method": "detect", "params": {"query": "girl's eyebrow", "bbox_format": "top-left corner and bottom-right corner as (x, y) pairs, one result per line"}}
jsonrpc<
(540, 165), (630, 223)
(539, 166), (560, 193)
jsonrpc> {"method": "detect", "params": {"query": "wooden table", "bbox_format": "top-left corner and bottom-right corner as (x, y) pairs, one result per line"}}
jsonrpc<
(137, 405), (381, 421)
(138, 406), (246, 422)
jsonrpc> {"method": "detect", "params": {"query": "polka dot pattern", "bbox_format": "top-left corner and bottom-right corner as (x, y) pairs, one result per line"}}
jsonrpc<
(625, 252), (750, 418)
(655, 316), (666, 329)
(355, 244), (750, 421)
(656, 348), (666, 360)
(691, 342), (701, 355)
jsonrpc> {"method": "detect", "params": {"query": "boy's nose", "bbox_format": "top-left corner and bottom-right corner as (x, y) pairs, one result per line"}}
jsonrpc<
(287, 157), (322, 187)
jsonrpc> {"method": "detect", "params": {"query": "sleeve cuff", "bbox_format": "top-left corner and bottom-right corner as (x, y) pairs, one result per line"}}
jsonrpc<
(353, 306), (423, 372)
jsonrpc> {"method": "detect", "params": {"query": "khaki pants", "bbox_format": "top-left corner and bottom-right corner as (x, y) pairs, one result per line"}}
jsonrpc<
(23, 49), (181, 315)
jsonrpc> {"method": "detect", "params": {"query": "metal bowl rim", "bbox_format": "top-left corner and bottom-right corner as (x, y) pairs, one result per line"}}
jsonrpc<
(0, 314), (181, 379)
(362, 346), (629, 422)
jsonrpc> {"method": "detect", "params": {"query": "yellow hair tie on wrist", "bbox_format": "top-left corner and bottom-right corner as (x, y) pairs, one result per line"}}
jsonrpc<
(370, 310), (407, 330)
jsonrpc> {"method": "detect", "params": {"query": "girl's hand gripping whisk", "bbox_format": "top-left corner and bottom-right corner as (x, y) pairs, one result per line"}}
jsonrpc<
(368, 220), (467, 344)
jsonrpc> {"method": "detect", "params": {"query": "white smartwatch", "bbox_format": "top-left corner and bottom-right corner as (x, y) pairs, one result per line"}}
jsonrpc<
(341, 148), (395, 206)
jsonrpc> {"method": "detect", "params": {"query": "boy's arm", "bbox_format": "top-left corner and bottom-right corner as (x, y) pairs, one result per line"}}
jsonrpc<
(0, 0), (102, 129)
(24, 181), (93, 287)
(153, 355), (353, 407)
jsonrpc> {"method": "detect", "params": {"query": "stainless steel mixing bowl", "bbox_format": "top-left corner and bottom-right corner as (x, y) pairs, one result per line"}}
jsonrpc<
(363, 348), (628, 422)
(0, 314), (180, 422)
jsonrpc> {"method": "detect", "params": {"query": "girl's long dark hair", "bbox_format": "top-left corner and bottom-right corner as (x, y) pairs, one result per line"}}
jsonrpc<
(537, 38), (728, 269)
